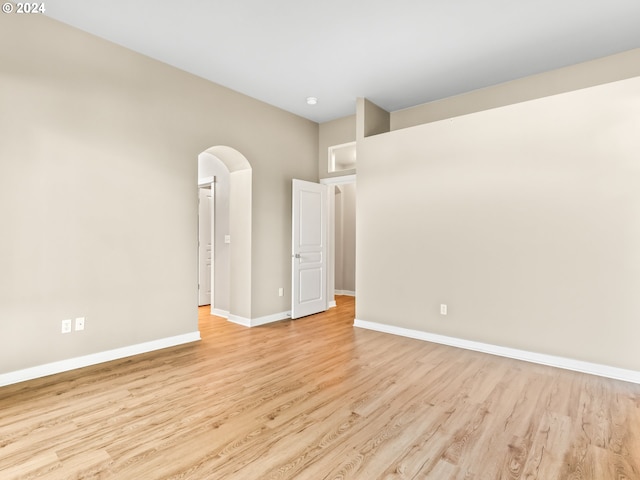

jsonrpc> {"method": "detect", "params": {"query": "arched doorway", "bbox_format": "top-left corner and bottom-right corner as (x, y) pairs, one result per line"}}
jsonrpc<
(198, 146), (252, 321)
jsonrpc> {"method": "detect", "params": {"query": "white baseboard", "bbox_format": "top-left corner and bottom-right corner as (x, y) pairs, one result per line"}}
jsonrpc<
(228, 311), (291, 328)
(0, 331), (202, 388)
(227, 314), (251, 327)
(335, 290), (355, 296)
(210, 308), (229, 318)
(329, 300), (337, 308)
(353, 319), (640, 385)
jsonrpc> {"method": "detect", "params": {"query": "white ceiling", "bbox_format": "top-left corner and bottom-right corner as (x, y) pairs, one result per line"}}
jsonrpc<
(44, 0), (640, 123)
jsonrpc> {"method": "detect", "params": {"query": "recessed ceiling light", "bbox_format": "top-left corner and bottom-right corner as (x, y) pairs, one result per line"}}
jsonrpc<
(306, 97), (318, 105)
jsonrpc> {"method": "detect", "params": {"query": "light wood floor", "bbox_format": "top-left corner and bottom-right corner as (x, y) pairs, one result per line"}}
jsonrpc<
(1, 296), (639, 479)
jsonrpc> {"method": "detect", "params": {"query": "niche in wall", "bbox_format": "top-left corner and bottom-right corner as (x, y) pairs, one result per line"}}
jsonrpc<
(329, 142), (356, 173)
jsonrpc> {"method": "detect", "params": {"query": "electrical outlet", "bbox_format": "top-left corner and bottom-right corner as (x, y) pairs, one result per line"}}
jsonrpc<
(278, 288), (284, 297)
(440, 304), (448, 315)
(61, 319), (72, 334)
(75, 317), (85, 331)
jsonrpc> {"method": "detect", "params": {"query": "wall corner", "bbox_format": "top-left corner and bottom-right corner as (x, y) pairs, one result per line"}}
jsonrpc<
(357, 98), (390, 139)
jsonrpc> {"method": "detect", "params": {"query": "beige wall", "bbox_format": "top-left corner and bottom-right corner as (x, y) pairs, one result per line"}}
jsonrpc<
(334, 184), (356, 293)
(0, 13), (317, 376)
(392, 49), (640, 131)
(357, 98), (390, 139)
(357, 74), (640, 371)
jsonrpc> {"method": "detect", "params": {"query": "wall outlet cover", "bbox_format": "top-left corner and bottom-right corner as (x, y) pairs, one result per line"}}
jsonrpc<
(61, 319), (72, 334)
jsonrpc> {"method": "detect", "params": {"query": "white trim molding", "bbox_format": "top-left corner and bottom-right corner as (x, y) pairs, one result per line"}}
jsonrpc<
(210, 308), (229, 318)
(0, 331), (201, 388)
(228, 311), (291, 328)
(353, 319), (640, 385)
(320, 174), (356, 185)
(198, 175), (215, 187)
(227, 315), (251, 327)
(335, 290), (355, 297)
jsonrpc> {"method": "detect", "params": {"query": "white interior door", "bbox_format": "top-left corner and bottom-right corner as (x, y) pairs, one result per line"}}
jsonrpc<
(292, 179), (328, 319)
(198, 187), (213, 306)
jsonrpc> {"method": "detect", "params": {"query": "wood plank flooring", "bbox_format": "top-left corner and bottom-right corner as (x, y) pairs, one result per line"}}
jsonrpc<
(1, 296), (639, 479)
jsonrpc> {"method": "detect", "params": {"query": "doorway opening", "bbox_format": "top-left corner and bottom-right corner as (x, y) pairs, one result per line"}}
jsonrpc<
(334, 183), (356, 297)
(197, 146), (252, 321)
(321, 174), (356, 308)
(198, 183), (213, 307)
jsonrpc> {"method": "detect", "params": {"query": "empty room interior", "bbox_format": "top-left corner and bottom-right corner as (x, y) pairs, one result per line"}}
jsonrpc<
(1, 1), (640, 478)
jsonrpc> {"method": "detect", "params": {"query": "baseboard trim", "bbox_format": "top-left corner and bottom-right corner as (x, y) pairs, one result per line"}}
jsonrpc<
(353, 319), (640, 385)
(329, 300), (337, 308)
(335, 290), (355, 297)
(227, 315), (250, 327)
(228, 311), (291, 328)
(210, 308), (229, 318)
(0, 331), (202, 388)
